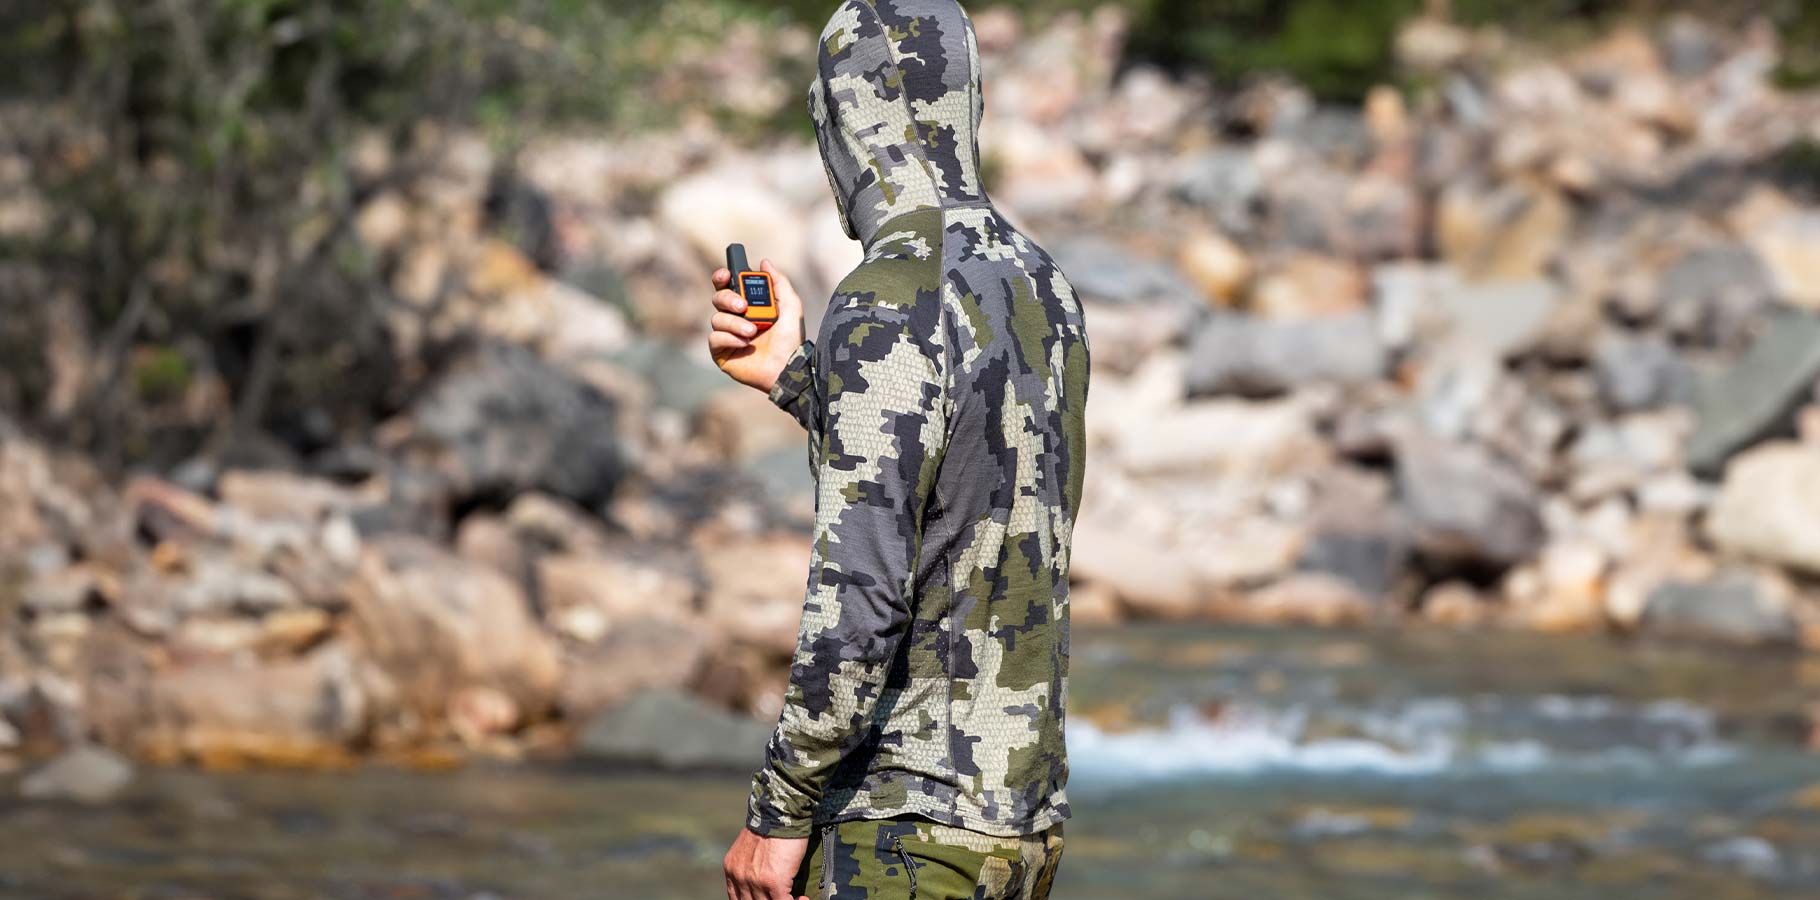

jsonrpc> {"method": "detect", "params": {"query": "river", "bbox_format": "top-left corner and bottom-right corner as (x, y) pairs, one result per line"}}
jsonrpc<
(6, 624), (1820, 898)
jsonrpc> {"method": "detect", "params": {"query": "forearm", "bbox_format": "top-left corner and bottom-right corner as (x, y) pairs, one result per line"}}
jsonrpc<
(767, 340), (822, 435)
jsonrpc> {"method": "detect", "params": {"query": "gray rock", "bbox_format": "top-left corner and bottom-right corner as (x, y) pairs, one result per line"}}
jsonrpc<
(1434, 278), (1561, 359)
(1185, 313), (1388, 398)
(1297, 529), (1409, 598)
(576, 689), (771, 772)
(1593, 331), (1692, 412)
(1394, 438), (1545, 573)
(1641, 571), (1798, 647)
(607, 341), (735, 418)
(1659, 244), (1775, 349)
(1658, 16), (1723, 78)
(1700, 836), (1781, 879)
(1685, 310), (1820, 474)
(411, 344), (625, 508)
(20, 744), (134, 804)
(1048, 239), (1202, 308)
(1169, 149), (1264, 236)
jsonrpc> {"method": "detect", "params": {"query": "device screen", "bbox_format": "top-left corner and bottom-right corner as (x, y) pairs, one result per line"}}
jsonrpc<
(742, 274), (774, 307)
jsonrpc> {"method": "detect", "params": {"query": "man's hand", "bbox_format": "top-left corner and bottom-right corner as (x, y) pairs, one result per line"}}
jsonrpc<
(708, 259), (807, 394)
(723, 827), (810, 900)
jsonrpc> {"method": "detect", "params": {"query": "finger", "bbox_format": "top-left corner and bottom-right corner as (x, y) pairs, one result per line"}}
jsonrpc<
(713, 312), (758, 339)
(712, 267), (732, 289)
(709, 330), (752, 354)
(713, 289), (748, 315)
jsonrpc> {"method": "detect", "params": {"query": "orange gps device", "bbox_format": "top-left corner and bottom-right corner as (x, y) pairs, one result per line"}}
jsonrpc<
(726, 244), (779, 333)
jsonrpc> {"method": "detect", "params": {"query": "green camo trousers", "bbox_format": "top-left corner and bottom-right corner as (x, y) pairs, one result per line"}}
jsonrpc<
(793, 817), (1064, 900)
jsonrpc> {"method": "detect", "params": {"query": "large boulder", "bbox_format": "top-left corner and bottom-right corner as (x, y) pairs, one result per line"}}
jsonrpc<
(534, 551), (697, 644)
(1185, 313), (1388, 398)
(136, 643), (374, 767)
(1395, 437), (1545, 574)
(696, 529), (812, 656)
(575, 689), (771, 772)
(559, 617), (714, 718)
(346, 535), (561, 734)
(1705, 443), (1820, 573)
(404, 345), (625, 509)
(1685, 311), (1820, 474)
(1113, 398), (1327, 477)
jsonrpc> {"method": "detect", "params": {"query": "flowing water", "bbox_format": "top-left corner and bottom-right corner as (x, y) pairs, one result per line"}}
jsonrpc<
(6, 624), (1820, 899)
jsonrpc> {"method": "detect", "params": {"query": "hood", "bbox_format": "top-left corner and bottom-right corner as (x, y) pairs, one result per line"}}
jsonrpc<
(809, 0), (986, 246)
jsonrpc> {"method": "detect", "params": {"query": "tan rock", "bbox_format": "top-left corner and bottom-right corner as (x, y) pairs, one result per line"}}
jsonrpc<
(1116, 398), (1326, 477)
(447, 686), (520, 748)
(1422, 581), (1491, 628)
(1067, 580), (1123, 627)
(1250, 253), (1367, 320)
(1069, 518), (1204, 620)
(346, 536), (561, 733)
(535, 551), (697, 643)
(1176, 230), (1251, 306)
(1503, 540), (1609, 633)
(1238, 574), (1375, 627)
(696, 529), (813, 655)
(133, 643), (371, 769)
(559, 617), (713, 717)
(697, 386), (808, 463)
(1749, 211), (1820, 310)
(1706, 443), (1820, 573)
(504, 492), (612, 555)
(1437, 183), (1571, 282)
(217, 470), (361, 523)
(454, 514), (525, 581)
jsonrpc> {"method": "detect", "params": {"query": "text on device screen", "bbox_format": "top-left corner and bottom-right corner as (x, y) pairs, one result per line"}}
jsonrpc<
(742, 274), (774, 307)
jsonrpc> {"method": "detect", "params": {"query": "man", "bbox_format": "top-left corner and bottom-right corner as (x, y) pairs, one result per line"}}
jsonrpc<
(706, 1), (1089, 897)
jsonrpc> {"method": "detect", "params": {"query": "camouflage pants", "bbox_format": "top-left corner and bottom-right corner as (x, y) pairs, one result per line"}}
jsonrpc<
(793, 817), (1064, 900)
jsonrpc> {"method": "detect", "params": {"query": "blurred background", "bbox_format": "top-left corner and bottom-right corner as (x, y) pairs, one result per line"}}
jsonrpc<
(5, 0), (1820, 897)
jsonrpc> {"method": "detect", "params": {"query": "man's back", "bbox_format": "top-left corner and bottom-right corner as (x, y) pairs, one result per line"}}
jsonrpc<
(719, 0), (1087, 895)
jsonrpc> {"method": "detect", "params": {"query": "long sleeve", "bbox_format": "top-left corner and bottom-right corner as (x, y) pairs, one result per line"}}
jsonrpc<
(745, 292), (949, 837)
(767, 340), (823, 436)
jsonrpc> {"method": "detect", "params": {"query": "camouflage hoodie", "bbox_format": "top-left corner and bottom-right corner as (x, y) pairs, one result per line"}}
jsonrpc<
(745, 0), (1091, 840)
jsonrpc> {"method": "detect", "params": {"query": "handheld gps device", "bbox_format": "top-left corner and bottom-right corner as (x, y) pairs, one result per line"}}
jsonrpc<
(726, 244), (779, 334)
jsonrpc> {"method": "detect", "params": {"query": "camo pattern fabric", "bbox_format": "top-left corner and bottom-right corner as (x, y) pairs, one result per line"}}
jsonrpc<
(791, 817), (1065, 900)
(749, 0), (1091, 843)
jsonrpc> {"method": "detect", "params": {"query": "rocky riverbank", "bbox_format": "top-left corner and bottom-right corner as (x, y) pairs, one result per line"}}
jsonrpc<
(7, 7), (1820, 777)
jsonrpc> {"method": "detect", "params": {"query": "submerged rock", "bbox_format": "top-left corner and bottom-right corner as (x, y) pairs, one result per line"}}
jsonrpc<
(1641, 570), (1799, 646)
(19, 744), (134, 804)
(576, 690), (770, 772)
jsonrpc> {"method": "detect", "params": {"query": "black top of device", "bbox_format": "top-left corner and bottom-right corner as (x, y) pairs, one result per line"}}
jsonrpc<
(726, 244), (752, 275)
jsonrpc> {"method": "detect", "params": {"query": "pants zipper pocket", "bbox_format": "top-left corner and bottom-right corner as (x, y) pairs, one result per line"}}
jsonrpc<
(821, 824), (836, 898)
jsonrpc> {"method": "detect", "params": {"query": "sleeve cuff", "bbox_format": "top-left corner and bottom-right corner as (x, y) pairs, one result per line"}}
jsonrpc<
(767, 340), (816, 410)
(745, 769), (816, 838)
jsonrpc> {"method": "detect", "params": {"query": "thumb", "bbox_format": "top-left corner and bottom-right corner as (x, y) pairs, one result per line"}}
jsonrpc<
(761, 259), (803, 319)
